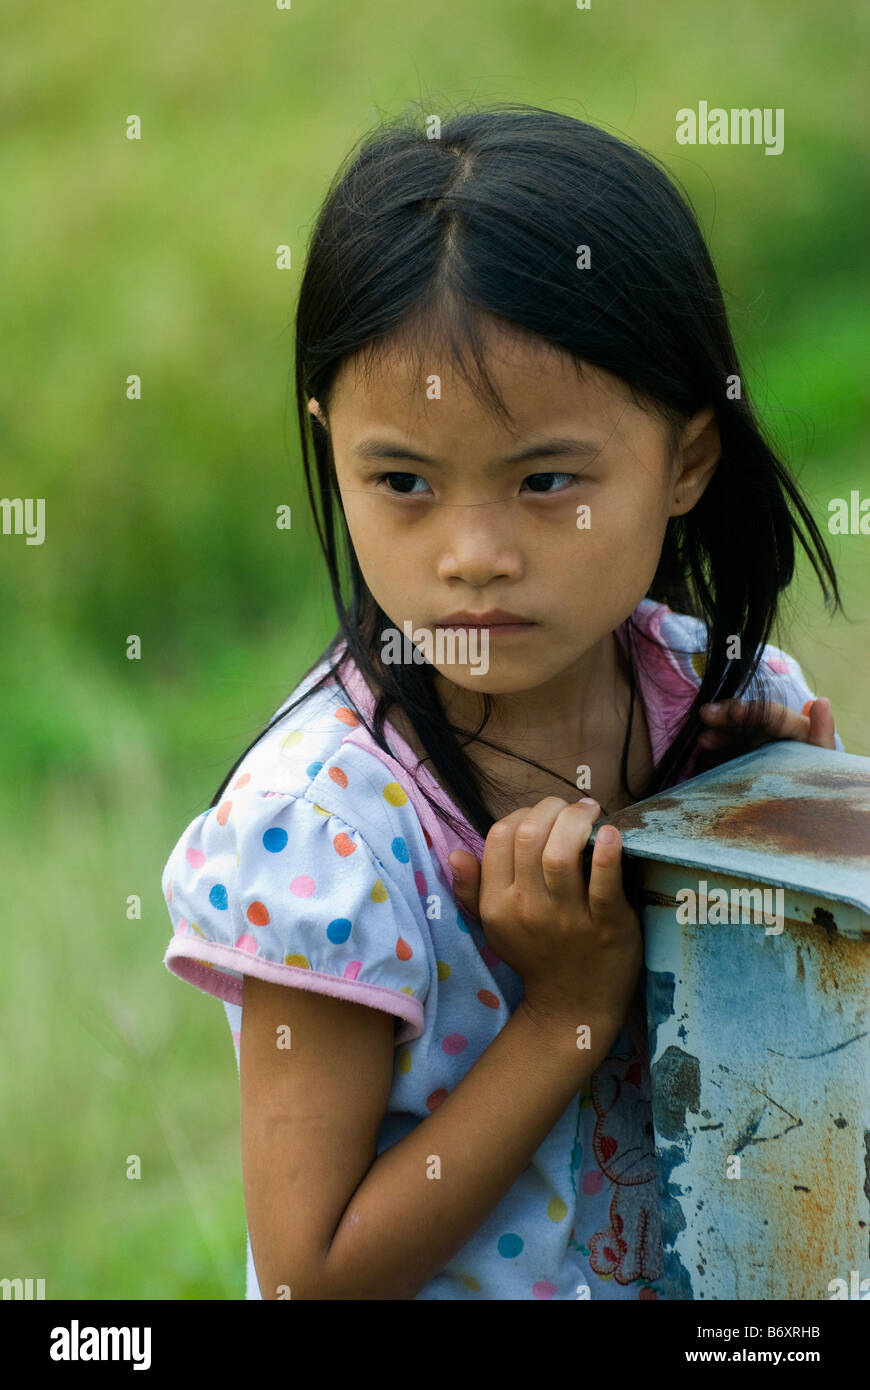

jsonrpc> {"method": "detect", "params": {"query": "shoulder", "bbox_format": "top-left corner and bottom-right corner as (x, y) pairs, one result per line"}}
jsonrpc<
(632, 599), (844, 749)
(167, 654), (433, 878)
(225, 656), (367, 798)
(627, 598), (711, 689)
(632, 597), (815, 697)
(160, 660), (435, 1036)
(206, 653), (430, 857)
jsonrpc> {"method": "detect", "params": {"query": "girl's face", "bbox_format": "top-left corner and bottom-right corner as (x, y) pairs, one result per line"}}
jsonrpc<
(313, 320), (719, 697)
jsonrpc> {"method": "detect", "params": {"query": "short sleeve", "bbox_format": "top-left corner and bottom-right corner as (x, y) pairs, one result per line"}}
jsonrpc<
(162, 787), (432, 1044)
(748, 644), (846, 752)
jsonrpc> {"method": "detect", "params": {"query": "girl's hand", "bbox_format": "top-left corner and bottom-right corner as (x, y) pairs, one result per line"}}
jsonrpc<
(448, 796), (643, 1032)
(697, 695), (836, 765)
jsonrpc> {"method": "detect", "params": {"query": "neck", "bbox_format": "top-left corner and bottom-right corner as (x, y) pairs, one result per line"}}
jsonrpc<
(434, 626), (628, 754)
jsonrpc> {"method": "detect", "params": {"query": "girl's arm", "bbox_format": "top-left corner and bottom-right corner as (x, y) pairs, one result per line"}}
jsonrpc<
(241, 973), (623, 1301)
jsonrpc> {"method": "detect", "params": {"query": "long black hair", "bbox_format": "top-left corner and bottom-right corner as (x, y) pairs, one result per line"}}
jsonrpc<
(207, 100), (841, 842)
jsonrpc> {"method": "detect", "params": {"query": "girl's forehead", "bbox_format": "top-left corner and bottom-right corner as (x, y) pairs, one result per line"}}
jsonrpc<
(330, 335), (632, 419)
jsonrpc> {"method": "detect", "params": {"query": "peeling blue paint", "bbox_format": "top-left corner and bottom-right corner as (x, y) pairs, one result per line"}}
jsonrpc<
(589, 741), (870, 1299)
(651, 1046), (701, 1141)
(646, 968), (675, 1058)
(657, 1143), (694, 1299)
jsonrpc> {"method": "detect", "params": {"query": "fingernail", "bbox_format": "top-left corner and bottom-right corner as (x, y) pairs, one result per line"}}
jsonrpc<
(704, 702), (721, 713)
(597, 826), (617, 844)
(578, 797), (598, 806)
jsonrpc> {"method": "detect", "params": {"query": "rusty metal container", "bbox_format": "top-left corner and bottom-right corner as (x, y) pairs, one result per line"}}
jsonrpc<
(590, 740), (870, 1300)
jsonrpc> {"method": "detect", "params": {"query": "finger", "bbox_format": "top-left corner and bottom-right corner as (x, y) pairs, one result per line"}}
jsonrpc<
(696, 727), (745, 751)
(700, 698), (791, 736)
(482, 805), (538, 890)
(448, 849), (482, 921)
(700, 698), (811, 743)
(806, 696), (836, 749)
(539, 800), (600, 905)
(586, 825), (630, 923)
(512, 797), (575, 896)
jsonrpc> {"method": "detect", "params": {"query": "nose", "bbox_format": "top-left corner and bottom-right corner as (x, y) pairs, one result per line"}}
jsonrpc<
(434, 496), (524, 587)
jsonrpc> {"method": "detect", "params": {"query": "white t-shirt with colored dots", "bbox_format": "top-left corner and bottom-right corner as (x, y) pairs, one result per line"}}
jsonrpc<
(161, 598), (842, 1300)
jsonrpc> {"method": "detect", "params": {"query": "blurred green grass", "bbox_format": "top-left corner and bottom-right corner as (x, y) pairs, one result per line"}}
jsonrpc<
(2, 0), (868, 1298)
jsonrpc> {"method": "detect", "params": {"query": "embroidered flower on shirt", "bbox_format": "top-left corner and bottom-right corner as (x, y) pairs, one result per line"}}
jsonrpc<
(585, 1049), (664, 1285)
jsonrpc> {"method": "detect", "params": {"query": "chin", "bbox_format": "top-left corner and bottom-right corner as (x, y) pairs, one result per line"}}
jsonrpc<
(433, 666), (540, 695)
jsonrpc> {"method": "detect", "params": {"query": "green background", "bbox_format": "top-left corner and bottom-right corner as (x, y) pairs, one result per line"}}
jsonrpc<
(2, 0), (868, 1298)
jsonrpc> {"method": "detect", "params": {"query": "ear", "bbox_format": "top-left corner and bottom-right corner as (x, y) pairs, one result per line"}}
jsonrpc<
(670, 406), (720, 517)
(307, 397), (329, 431)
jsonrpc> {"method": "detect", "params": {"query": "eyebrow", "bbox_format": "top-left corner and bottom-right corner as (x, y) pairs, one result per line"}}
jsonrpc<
(351, 436), (604, 469)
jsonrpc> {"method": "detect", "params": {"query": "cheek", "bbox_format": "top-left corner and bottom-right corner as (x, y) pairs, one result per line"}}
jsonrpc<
(343, 496), (405, 560)
(351, 534), (396, 590)
(343, 508), (424, 607)
(549, 494), (669, 610)
(584, 486), (670, 558)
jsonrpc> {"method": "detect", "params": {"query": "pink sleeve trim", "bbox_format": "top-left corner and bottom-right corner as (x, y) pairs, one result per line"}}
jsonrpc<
(163, 936), (425, 1044)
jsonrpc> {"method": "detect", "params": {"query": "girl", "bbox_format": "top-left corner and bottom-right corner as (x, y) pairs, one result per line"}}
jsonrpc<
(161, 103), (845, 1301)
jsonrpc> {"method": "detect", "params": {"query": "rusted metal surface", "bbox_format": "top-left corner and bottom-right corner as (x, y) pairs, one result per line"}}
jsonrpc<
(588, 741), (870, 1299)
(596, 741), (870, 918)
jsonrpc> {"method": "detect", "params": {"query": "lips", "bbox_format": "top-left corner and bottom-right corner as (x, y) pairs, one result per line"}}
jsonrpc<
(437, 610), (534, 626)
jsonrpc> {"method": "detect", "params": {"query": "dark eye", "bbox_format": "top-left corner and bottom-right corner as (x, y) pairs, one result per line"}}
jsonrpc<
(375, 472), (430, 495)
(522, 472), (575, 493)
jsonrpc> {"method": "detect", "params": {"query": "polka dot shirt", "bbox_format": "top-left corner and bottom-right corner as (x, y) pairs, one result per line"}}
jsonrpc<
(161, 599), (842, 1299)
